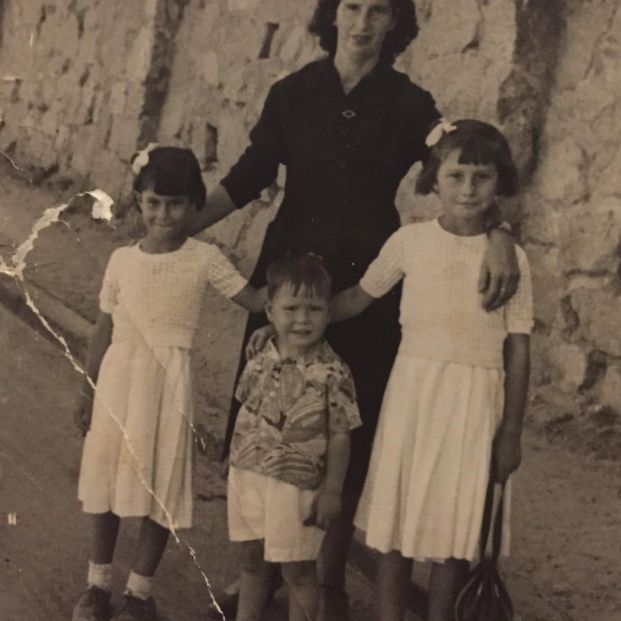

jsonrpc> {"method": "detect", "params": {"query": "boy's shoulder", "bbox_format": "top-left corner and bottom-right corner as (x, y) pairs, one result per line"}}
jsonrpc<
(309, 340), (353, 379)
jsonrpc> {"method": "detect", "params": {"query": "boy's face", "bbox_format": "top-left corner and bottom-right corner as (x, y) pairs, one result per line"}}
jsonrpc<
(266, 283), (330, 358)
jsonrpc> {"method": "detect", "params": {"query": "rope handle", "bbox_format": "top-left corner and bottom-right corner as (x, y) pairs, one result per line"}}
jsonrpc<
(479, 480), (505, 563)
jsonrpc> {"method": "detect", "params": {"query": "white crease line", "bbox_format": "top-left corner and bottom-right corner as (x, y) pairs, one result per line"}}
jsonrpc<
(0, 151), (26, 172)
(1, 190), (224, 615)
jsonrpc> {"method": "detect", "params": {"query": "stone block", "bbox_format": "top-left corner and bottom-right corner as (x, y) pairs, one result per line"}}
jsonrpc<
(110, 82), (127, 115)
(525, 244), (560, 328)
(534, 139), (588, 203)
(558, 197), (621, 274)
(544, 342), (587, 393)
(599, 365), (621, 414)
(570, 288), (621, 357)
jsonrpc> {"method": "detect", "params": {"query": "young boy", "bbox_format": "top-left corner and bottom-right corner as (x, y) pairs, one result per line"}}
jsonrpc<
(227, 253), (362, 621)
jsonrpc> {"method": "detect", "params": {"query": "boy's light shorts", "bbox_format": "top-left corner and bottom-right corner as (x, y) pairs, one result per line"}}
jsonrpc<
(227, 466), (326, 562)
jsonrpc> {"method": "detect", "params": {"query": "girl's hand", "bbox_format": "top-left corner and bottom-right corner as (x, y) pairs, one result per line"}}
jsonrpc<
(245, 324), (276, 359)
(479, 229), (520, 311)
(303, 489), (342, 530)
(492, 428), (522, 483)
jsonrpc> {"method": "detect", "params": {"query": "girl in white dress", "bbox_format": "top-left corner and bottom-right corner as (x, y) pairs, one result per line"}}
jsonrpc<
(72, 147), (265, 621)
(331, 120), (533, 621)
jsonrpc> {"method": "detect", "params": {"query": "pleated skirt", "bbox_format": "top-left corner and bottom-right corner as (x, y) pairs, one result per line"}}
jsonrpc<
(78, 341), (194, 530)
(354, 352), (511, 561)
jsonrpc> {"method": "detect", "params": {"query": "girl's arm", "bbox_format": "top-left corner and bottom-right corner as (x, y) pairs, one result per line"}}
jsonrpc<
(231, 285), (267, 314)
(187, 184), (237, 235)
(479, 228), (520, 312)
(74, 311), (113, 433)
(305, 431), (351, 530)
(331, 284), (375, 323)
(492, 333), (530, 482)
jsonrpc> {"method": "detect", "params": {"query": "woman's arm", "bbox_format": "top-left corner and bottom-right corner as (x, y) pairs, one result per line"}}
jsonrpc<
(187, 184), (237, 236)
(479, 228), (520, 311)
(231, 285), (267, 314)
(74, 311), (113, 433)
(492, 333), (530, 482)
(331, 284), (375, 323)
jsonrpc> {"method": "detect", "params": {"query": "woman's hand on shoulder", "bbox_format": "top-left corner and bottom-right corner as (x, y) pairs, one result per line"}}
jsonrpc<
(479, 228), (520, 311)
(245, 324), (276, 359)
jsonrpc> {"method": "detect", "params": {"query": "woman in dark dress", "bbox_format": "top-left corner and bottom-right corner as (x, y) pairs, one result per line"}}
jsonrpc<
(193, 0), (519, 618)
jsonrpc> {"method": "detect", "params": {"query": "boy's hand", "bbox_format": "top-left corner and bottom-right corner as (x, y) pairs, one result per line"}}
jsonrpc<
(492, 427), (522, 483)
(304, 489), (342, 530)
(245, 324), (276, 359)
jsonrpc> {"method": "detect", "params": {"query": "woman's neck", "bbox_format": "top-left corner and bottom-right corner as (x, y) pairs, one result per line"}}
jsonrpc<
(333, 49), (380, 94)
(139, 234), (188, 254)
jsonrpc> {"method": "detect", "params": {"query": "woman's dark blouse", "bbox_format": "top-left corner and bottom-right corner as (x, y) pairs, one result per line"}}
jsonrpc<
(221, 58), (440, 472)
(221, 58), (440, 292)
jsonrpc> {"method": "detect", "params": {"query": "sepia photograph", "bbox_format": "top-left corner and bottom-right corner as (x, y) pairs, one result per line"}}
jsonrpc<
(0, 1), (620, 620)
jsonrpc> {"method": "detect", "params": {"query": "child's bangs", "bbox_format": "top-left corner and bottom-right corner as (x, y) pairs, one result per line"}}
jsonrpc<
(453, 136), (498, 167)
(287, 279), (330, 300)
(142, 166), (192, 197)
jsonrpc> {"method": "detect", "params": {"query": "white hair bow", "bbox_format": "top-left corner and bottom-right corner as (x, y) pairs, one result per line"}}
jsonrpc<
(131, 142), (160, 175)
(425, 119), (457, 147)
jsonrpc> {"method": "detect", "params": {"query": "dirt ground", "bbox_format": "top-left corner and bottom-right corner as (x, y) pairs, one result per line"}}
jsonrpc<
(1, 162), (621, 621)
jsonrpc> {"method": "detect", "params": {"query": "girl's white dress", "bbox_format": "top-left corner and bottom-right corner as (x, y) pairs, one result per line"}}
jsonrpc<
(78, 238), (247, 529)
(354, 220), (533, 561)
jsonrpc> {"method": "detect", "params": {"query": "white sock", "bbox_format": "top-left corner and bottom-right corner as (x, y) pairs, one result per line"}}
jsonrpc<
(87, 561), (113, 593)
(125, 571), (153, 601)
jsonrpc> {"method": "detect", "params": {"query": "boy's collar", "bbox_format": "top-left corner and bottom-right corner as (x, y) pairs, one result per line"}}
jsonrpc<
(264, 335), (329, 366)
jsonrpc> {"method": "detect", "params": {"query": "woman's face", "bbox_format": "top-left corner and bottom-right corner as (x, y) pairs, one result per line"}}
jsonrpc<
(334, 0), (396, 62)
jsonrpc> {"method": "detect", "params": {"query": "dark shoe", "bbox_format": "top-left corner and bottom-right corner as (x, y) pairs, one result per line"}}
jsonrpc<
(72, 586), (112, 621)
(111, 595), (157, 621)
(318, 585), (351, 621)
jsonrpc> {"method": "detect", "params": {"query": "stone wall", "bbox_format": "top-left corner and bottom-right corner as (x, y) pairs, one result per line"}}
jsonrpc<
(1, 0), (619, 446)
(521, 0), (621, 452)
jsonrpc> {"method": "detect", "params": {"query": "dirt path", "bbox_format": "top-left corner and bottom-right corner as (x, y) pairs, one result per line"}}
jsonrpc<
(0, 303), (381, 620)
(1, 168), (621, 620)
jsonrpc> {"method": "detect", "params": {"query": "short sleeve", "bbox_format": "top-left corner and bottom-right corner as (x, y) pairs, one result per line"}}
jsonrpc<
(234, 354), (262, 404)
(359, 229), (405, 298)
(98, 250), (120, 313)
(504, 247), (534, 334)
(205, 245), (248, 299)
(326, 363), (362, 434)
(221, 81), (286, 209)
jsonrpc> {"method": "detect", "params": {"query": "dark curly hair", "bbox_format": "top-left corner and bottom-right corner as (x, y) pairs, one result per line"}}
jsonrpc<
(308, 0), (419, 64)
(132, 146), (207, 210)
(416, 119), (519, 197)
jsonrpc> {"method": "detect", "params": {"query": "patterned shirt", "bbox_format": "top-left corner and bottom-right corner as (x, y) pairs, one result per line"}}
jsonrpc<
(230, 338), (362, 490)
